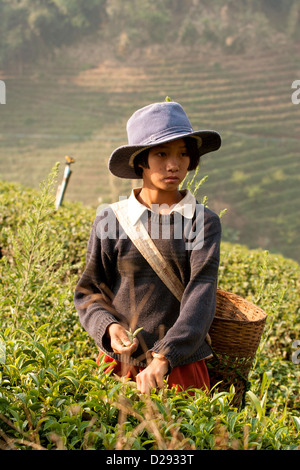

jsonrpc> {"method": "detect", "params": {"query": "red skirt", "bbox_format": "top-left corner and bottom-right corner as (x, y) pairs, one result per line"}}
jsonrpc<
(96, 350), (210, 393)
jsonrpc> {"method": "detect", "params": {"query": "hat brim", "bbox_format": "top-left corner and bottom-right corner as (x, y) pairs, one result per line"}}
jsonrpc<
(108, 130), (221, 179)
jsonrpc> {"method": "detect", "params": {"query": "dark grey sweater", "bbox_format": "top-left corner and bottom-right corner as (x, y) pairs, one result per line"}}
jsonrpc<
(74, 202), (221, 370)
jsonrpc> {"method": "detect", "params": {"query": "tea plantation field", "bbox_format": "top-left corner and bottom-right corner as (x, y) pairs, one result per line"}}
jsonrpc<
(0, 46), (299, 263)
(0, 167), (299, 450)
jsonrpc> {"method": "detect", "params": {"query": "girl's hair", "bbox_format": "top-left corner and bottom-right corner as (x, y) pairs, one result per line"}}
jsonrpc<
(133, 137), (200, 177)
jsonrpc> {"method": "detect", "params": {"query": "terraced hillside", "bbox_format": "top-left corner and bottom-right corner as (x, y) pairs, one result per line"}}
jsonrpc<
(0, 48), (299, 262)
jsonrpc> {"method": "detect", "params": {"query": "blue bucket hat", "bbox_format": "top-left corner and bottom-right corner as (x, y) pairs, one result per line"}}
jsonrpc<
(108, 101), (221, 179)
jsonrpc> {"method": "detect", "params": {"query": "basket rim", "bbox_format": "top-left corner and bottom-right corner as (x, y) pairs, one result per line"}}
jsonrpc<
(212, 314), (267, 325)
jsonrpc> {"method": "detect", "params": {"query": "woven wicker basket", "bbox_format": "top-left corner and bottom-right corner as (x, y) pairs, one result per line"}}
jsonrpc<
(207, 289), (267, 407)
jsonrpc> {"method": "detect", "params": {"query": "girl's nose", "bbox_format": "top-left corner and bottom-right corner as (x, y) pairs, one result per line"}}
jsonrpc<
(166, 155), (180, 171)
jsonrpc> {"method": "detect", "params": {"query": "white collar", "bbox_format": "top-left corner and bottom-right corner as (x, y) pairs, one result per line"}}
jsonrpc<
(127, 188), (196, 226)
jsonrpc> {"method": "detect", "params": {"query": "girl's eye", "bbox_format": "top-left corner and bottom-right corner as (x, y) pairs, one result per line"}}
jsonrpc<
(157, 152), (167, 157)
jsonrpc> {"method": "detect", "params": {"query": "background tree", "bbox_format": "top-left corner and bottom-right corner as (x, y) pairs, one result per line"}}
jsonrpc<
(0, 0), (107, 69)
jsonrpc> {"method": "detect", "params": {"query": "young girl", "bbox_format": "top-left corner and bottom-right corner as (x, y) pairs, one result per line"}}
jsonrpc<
(74, 101), (222, 395)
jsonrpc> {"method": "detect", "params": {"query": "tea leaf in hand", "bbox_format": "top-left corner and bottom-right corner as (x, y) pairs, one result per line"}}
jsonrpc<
(125, 327), (143, 343)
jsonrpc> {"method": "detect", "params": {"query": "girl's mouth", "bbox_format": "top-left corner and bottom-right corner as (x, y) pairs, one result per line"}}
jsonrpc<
(163, 176), (180, 182)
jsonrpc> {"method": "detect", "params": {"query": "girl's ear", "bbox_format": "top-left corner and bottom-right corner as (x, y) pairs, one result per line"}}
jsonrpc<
(133, 148), (150, 177)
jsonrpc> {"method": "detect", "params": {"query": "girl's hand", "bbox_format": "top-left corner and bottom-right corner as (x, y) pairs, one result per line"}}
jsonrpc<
(136, 356), (169, 395)
(107, 323), (139, 355)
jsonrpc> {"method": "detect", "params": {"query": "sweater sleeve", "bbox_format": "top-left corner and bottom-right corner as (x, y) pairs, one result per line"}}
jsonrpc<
(74, 214), (123, 353)
(151, 210), (221, 369)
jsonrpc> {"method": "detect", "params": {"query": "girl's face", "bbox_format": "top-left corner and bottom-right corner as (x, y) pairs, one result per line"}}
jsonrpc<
(140, 138), (190, 192)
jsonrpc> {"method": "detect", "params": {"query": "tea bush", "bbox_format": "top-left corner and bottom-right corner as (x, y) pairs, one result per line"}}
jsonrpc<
(0, 165), (299, 450)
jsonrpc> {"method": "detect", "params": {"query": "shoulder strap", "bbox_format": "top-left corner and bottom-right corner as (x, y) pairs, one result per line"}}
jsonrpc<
(110, 199), (184, 302)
